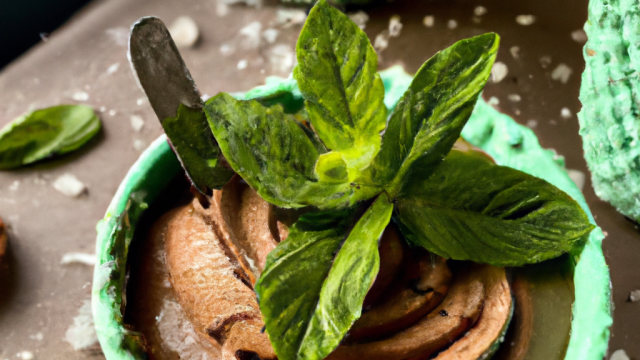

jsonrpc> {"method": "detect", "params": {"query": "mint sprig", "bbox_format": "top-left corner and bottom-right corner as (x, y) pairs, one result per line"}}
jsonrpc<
(182, 1), (594, 359)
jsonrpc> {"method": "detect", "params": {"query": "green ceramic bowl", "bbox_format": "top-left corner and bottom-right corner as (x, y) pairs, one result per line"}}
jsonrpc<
(92, 67), (612, 360)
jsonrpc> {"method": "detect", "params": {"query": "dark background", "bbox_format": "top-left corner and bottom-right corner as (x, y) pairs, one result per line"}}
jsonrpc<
(0, 0), (93, 69)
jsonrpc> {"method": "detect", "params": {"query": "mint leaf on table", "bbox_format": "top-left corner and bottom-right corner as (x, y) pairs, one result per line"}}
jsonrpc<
(370, 33), (499, 197)
(162, 104), (234, 192)
(295, 0), (387, 178)
(255, 195), (393, 360)
(204, 93), (381, 209)
(395, 149), (595, 266)
(0, 105), (101, 170)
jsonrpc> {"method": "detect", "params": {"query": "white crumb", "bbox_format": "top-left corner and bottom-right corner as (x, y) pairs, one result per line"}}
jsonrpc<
(239, 21), (262, 49)
(487, 96), (499, 106)
(65, 300), (98, 350)
(389, 15), (403, 37)
(237, 59), (248, 70)
(9, 180), (19, 192)
(423, 15), (435, 27)
(133, 139), (147, 151)
(610, 349), (630, 360)
(136, 98), (145, 106)
(71, 91), (89, 102)
(108, 109), (117, 116)
(507, 94), (521, 102)
(269, 44), (295, 74)
(61, 252), (96, 266)
(130, 115), (145, 132)
(561, 107), (572, 119)
(30, 332), (44, 341)
(105, 27), (128, 46)
(374, 31), (390, 52)
(157, 299), (218, 359)
(216, 0), (229, 17)
(168, 16), (199, 48)
(348, 11), (369, 30)
(526, 119), (538, 128)
(53, 174), (87, 197)
(106, 63), (119, 75)
(220, 43), (235, 56)
(516, 15), (536, 26)
(571, 29), (588, 43)
(491, 61), (508, 83)
(276, 9), (306, 28)
(18, 351), (34, 360)
(551, 63), (573, 84)
(472, 16), (482, 24)
(510, 46), (520, 59)
(99, 106), (106, 112)
(629, 289), (640, 302)
(474, 6), (487, 16)
(447, 19), (458, 29)
(567, 169), (585, 191)
(262, 28), (279, 44)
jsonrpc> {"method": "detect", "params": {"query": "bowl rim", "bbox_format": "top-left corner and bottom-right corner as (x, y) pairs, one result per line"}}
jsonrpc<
(92, 68), (612, 360)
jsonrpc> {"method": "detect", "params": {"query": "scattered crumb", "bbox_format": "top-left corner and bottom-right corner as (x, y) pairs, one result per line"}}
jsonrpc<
(629, 290), (640, 302)
(374, 31), (390, 52)
(507, 94), (521, 102)
(423, 15), (435, 27)
(474, 6), (487, 16)
(237, 59), (248, 70)
(276, 9), (306, 28)
(133, 139), (147, 151)
(53, 174), (87, 197)
(510, 46), (520, 59)
(130, 115), (145, 132)
(269, 44), (295, 73)
(389, 15), (403, 37)
(262, 28), (279, 44)
(348, 11), (369, 30)
(157, 299), (219, 359)
(516, 15), (536, 26)
(220, 43), (234, 56)
(567, 169), (586, 191)
(239, 21), (262, 49)
(61, 252), (97, 266)
(551, 63), (573, 84)
(65, 300), (99, 350)
(610, 349), (630, 360)
(491, 62), (508, 83)
(136, 98), (145, 106)
(109, 109), (117, 116)
(539, 55), (552, 68)
(587, 48), (596, 56)
(447, 19), (458, 29)
(571, 29), (588, 43)
(99, 106), (106, 112)
(526, 119), (538, 128)
(9, 180), (19, 192)
(18, 351), (34, 360)
(549, 119), (558, 125)
(168, 16), (199, 49)
(472, 16), (482, 24)
(106, 63), (119, 75)
(216, 0), (229, 17)
(515, 109), (521, 115)
(487, 96), (499, 106)
(71, 91), (89, 102)
(105, 27), (129, 46)
(201, 94), (211, 101)
(603, 230), (609, 237)
(29, 332), (44, 341)
(561, 107), (572, 119)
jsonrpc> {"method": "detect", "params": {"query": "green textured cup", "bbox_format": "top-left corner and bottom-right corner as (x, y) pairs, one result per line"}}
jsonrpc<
(92, 67), (612, 360)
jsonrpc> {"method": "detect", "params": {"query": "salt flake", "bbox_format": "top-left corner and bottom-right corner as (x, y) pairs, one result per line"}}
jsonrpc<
(423, 15), (435, 27)
(71, 91), (89, 102)
(629, 289), (640, 302)
(491, 62), (508, 83)
(610, 349), (630, 360)
(447, 19), (458, 29)
(551, 63), (573, 84)
(130, 115), (145, 132)
(561, 107), (572, 119)
(53, 174), (87, 197)
(516, 15), (536, 26)
(348, 11), (369, 30)
(474, 6), (487, 16)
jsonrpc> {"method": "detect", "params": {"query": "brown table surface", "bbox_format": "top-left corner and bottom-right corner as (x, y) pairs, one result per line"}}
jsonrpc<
(0, 0), (638, 358)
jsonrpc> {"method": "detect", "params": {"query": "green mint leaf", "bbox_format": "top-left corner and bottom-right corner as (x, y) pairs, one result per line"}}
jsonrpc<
(371, 33), (499, 197)
(395, 149), (595, 267)
(204, 92), (381, 209)
(294, 0), (387, 177)
(0, 105), (101, 170)
(162, 104), (234, 192)
(256, 196), (393, 360)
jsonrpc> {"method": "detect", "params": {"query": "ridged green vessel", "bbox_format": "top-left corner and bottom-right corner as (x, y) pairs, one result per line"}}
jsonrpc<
(93, 67), (611, 360)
